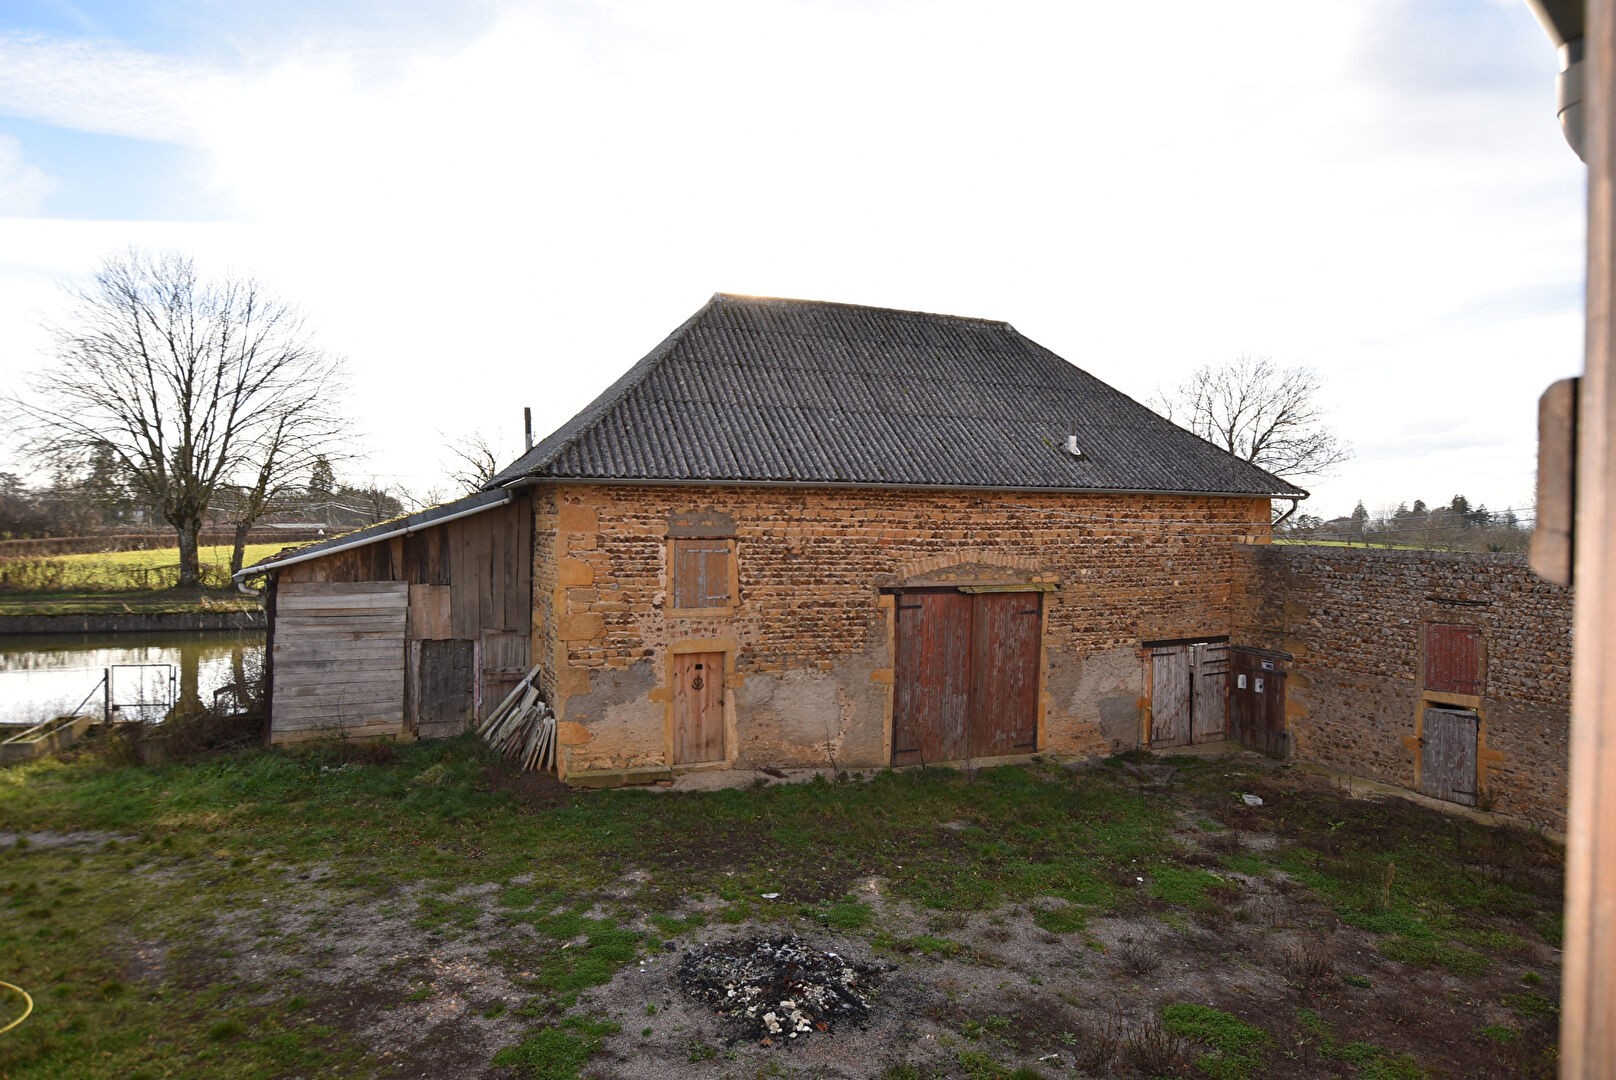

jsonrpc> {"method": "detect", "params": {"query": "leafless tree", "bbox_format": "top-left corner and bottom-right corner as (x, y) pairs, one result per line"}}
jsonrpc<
(1156, 356), (1351, 482)
(221, 397), (350, 575)
(6, 249), (348, 586)
(442, 428), (515, 495)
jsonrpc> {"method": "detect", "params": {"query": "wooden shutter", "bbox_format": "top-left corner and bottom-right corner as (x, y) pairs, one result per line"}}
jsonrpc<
(1425, 624), (1482, 695)
(672, 539), (731, 609)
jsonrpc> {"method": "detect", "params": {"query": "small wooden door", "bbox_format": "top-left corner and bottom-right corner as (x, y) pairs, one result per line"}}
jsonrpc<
(673, 652), (725, 764)
(968, 592), (1042, 758)
(419, 639), (476, 730)
(1421, 707), (1479, 806)
(1191, 642), (1230, 742)
(1229, 649), (1288, 756)
(1150, 646), (1192, 747)
(893, 592), (973, 765)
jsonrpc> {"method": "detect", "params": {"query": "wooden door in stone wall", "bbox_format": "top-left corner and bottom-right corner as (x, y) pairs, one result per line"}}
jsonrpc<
(1420, 707), (1479, 806)
(968, 592), (1042, 758)
(1150, 646), (1192, 747)
(1229, 649), (1289, 757)
(673, 652), (726, 765)
(1191, 642), (1230, 742)
(893, 590), (1041, 765)
(894, 592), (973, 765)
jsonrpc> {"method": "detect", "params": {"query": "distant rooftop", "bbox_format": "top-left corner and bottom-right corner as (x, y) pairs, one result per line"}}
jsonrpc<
(488, 294), (1306, 498)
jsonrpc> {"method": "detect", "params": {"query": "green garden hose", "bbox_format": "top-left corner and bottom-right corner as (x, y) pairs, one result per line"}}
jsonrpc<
(0, 981), (33, 1035)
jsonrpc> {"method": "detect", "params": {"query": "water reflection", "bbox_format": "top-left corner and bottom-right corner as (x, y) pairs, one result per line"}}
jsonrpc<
(0, 632), (266, 727)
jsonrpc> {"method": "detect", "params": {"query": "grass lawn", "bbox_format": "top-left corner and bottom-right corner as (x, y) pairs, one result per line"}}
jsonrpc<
(0, 739), (1562, 1079)
(0, 544), (284, 616)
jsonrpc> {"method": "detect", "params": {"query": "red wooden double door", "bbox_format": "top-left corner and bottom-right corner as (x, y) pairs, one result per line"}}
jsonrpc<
(892, 590), (1042, 766)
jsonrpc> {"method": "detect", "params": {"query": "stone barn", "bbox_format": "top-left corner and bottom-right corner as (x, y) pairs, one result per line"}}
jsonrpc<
(241, 294), (1306, 782)
(489, 294), (1300, 783)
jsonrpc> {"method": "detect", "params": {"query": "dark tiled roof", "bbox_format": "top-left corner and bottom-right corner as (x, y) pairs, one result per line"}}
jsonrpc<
(488, 295), (1306, 498)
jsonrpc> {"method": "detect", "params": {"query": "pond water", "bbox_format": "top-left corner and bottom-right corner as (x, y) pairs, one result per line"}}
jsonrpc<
(0, 631), (266, 728)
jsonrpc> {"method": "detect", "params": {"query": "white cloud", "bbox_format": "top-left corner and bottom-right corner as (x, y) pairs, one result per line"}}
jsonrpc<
(0, 32), (226, 144)
(0, 133), (49, 213)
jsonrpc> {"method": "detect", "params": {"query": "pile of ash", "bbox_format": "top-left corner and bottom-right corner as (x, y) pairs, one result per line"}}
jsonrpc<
(676, 935), (890, 1043)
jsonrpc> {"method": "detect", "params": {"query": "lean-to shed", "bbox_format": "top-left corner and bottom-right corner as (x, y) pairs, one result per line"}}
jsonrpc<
(241, 489), (532, 742)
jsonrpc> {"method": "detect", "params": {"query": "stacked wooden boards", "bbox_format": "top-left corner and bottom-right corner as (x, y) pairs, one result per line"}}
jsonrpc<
(478, 664), (555, 772)
(271, 581), (408, 740)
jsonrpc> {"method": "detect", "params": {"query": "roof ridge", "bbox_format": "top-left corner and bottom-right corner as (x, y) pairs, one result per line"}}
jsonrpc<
(712, 292), (1012, 330)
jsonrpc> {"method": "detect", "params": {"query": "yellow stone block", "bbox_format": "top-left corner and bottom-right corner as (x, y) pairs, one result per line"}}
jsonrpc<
(557, 721), (592, 746)
(558, 557), (594, 586)
(559, 612), (605, 641)
(558, 504), (598, 532)
(557, 666), (592, 696)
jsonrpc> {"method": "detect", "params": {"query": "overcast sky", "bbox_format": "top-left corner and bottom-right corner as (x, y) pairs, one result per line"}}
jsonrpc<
(0, 0), (1587, 520)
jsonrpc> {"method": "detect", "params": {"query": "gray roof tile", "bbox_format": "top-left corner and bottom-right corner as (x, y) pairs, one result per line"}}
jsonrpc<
(488, 295), (1307, 498)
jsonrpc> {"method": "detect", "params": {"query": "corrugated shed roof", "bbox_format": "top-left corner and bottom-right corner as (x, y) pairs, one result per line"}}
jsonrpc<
(233, 488), (511, 580)
(488, 294), (1307, 498)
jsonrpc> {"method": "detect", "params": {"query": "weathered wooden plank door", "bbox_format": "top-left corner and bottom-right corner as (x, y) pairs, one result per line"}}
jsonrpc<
(418, 639), (476, 734)
(1191, 642), (1230, 743)
(1229, 649), (1288, 757)
(893, 592), (973, 766)
(1150, 645), (1192, 747)
(968, 592), (1042, 758)
(672, 652), (725, 765)
(1421, 707), (1479, 806)
(479, 630), (530, 722)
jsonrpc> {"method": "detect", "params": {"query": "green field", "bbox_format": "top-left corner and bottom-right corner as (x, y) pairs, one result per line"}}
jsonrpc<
(0, 544), (286, 616)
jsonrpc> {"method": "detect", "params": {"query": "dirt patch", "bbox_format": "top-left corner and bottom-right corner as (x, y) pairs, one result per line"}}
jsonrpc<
(480, 762), (574, 808)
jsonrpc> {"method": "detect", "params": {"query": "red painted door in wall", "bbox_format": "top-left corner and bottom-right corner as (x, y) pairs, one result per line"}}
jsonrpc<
(893, 590), (1041, 765)
(1425, 624), (1483, 695)
(673, 652), (725, 764)
(893, 592), (973, 766)
(968, 592), (1041, 758)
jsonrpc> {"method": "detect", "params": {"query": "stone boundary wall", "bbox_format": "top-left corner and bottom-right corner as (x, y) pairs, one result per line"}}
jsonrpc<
(1234, 544), (1571, 830)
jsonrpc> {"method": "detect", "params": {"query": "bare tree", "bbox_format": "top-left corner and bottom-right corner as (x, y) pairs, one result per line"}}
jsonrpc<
(7, 249), (348, 586)
(1157, 356), (1351, 481)
(442, 428), (515, 495)
(222, 397), (349, 575)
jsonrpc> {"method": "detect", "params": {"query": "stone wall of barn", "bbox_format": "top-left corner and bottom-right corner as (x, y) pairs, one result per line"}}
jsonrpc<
(1232, 545), (1571, 831)
(539, 483), (1272, 783)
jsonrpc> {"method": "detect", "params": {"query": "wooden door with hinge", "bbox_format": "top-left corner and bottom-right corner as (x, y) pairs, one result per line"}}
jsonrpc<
(893, 590), (1042, 765)
(967, 592), (1041, 758)
(672, 652), (726, 765)
(893, 592), (973, 766)
(1191, 642), (1230, 742)
(1150, 645), (1192, 747)
(1229, 649), (1288, 757)
(1420, 707), (1479, 806)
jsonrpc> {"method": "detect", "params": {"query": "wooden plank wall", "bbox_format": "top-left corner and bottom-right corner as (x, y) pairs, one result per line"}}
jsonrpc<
(274, 494), (532, 738)
(271, 581), (408, 741)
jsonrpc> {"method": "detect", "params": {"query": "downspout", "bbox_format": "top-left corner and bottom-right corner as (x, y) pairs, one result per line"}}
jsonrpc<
(1272, 497), (1302, 528)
